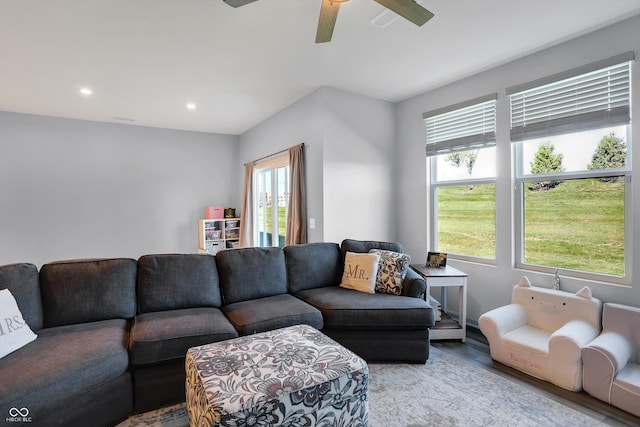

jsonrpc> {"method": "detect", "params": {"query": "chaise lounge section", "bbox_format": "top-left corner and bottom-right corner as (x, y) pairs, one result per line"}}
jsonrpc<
(0, 259), (135, 427)
(286, 240), (433, 362)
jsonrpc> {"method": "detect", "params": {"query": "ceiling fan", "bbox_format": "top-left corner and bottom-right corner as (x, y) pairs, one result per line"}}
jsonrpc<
(222, 0), (434, 43)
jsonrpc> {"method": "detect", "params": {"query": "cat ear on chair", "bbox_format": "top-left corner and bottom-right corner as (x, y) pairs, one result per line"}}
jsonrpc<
(517, 276), (532, 288)
(575, 286), (592, 299)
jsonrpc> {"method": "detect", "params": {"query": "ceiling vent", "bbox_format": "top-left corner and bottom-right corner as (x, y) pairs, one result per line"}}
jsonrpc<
(370, 0), (425, 28)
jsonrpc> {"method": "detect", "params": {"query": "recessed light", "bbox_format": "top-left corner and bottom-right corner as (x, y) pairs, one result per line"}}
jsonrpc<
(186, 102), (197, 110)
(79, 87), (93, 96)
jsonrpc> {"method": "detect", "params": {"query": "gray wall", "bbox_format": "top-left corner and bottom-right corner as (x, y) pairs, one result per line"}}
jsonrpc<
(395, 14), (640, 324)
(0, 112), (239, 267)
(239, 87), (396, 244)
(239, 89), (325, 242)
(321, 87), (396, 243)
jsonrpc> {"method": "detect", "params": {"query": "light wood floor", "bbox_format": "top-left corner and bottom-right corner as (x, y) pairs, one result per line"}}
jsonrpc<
(431, 328), (640, 427)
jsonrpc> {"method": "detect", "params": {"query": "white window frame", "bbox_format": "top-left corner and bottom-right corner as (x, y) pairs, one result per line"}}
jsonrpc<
(425, 94), (498, 262)
(509, 53), (633, 284)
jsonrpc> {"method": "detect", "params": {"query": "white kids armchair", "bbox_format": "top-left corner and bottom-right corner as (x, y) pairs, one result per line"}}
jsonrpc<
(479, 277), (602, 391)
(582, 303), (640, 417)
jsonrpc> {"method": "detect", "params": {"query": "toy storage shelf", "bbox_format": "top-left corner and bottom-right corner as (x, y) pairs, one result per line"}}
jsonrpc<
(198, 218), (240, 255)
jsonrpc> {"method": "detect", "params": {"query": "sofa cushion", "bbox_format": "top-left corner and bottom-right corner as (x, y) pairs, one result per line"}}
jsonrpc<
(498, 325), (551, 380)
(216, 247), (287, 304)
(137, 254), (222, 313)
(502, 325), (551, 357)
(370, 249), (411, 295)
(0, 319), (130, 419)
(284, 242), (342, 293)
(129, 307), (238, 366)
(222, 294), (323, 335)
(0, 289), (37, 358)
(0, 263), (43, 331)
(295, 286), (433, 330)
(40, 258), (137, 327)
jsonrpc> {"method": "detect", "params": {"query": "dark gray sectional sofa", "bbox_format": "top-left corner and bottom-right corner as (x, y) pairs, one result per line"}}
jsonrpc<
(0, 239), (434, 427)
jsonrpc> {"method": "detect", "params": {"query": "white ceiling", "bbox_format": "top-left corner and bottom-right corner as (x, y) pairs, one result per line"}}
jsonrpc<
(1, 0), (639, 135)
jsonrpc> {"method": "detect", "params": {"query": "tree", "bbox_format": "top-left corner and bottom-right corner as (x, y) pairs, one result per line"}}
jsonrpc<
(446, 150), (478, 177)
(588, 132), (626, 182)
(529, 142), (564, 191)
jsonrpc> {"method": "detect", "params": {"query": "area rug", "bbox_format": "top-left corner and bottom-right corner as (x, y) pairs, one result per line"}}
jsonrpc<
(117, 347), (604, 426)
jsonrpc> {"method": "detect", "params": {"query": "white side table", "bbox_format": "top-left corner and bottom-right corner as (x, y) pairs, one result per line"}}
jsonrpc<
(411, 264), (467, 342)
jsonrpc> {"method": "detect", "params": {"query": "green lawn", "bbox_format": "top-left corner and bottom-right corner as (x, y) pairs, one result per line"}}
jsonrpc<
(259, 206), (288, 247)
(438, 179), (625, 276)
(263, 207), (287, 234)
(437, 184), (496, 258)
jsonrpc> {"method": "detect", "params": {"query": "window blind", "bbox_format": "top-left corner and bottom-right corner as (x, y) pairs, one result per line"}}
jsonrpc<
(424, 94), (497, 156)
(508, 52), (633, 142)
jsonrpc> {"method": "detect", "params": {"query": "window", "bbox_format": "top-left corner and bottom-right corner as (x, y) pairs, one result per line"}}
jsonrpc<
(254, 155), (289, 248)
(425, 94), (497, 260)
(509, 52), (633, 282)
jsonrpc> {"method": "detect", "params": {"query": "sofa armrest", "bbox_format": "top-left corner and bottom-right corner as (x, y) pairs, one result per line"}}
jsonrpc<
(478, 303), (528, 342)
(582, 331), (633, 402)
(585, 332), (633, 377)
(549, 319), (599, 362)
(401, 268), (427, 299)
(550, 319), (600, 350)
(547, 319), (601, 391)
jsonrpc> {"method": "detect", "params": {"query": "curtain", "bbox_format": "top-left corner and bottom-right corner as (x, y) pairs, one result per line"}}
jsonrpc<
(238, 162), (254, 247)
(285, 144), (307, 245)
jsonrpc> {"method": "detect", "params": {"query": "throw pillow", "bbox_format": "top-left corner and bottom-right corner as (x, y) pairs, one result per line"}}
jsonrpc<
(0, 289), (37, 359)
(369, 249), (411, 295)
(340, 252), (380, 294)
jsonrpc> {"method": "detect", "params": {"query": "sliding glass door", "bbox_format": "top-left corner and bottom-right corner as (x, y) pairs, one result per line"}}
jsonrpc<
(254, 156), (289, 247)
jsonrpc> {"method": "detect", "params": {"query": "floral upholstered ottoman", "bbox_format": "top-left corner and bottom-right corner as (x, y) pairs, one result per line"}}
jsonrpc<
(185, 324), (369, 426)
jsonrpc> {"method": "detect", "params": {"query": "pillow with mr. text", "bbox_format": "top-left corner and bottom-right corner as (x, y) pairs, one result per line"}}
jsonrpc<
(340, 251), (380, 294)
(0, 289), (37, 359)
(369, 249), (411, 295)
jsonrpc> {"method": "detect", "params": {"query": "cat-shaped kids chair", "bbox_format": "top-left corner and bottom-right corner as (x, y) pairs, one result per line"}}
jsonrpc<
(479, 276), (602, 391)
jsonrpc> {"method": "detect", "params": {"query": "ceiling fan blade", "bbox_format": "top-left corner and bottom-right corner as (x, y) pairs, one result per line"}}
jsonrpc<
(316, 0), (341, 43)
(374, 0), (434, 26)
(223, 0), (259, 7)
